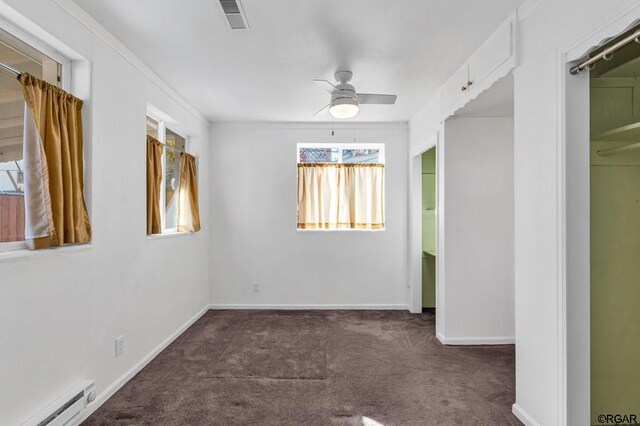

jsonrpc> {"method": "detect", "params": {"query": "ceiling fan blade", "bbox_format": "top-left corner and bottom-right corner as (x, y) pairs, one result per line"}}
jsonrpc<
(357, 93), (397, 104)
(313, 79), (338, 94)
(313, 104), (330, 116)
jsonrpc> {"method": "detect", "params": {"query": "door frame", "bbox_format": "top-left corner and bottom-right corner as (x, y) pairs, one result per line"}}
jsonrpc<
(409, 133), (439, 313)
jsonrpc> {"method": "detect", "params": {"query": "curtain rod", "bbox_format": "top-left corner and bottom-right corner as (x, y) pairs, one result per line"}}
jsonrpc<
(570, 29), (640, 75)
(0, 62), (21, 77)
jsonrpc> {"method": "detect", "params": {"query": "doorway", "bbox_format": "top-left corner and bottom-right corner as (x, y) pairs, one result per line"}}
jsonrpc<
(421, 147), (437, 310)
(436, 73), (515, 344)
(410, 74), (515, 344)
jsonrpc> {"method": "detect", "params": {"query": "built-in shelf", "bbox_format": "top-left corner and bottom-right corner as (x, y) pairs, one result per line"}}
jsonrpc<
(597, 141), (640, 156)
(593, 121), (640, 142)
(593, 121), (640, 156)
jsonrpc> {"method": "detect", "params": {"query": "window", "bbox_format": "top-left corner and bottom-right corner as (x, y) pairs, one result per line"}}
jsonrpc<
(297, 143), (385, 230)
(146, 115), (188, 233)
(298, 146), (382, 164)
(0, 27), (62, 249)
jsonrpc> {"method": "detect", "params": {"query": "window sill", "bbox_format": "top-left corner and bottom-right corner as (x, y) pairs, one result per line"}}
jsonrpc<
(0, 243), (93, 263)
(146, 231), (193, 240)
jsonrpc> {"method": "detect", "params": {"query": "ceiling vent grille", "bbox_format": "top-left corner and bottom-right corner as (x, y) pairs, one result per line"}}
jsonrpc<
(219, 0), (249, 30)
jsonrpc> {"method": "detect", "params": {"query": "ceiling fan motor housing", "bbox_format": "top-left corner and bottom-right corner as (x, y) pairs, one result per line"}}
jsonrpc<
(334, 70), (353, 83)
(332, 83), (358, 102)
(312, 69), (396, 117)
(330, 81), (359, 118)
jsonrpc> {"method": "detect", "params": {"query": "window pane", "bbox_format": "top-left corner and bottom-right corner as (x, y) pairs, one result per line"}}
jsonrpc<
(164, 128), (185, 230)
(165, 128), (185, 151)
(0, 28), (61, 86)
(299, 147), (339, 163)
(342, 149), (380, 163)
(0, 41), (41, 243)
(164, 152), (178, 229)
(0, 29), (61, 244)
(146, 116), (159, 139)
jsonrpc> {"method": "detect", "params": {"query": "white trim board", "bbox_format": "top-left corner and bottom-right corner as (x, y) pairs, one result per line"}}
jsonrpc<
(208, 304), (411, 311)
(436, 332), (515, 346)
(73, 305), (210, 425)
(517, 0), (542, 21)
(512, 403), (542, 426)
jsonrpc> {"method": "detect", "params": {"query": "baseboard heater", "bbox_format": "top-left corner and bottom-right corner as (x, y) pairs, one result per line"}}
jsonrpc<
(22, 380), (96, 426)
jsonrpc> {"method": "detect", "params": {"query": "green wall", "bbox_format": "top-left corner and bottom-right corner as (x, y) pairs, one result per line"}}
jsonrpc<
(422, 148), (436, 308)
(590, 77), (640, 423)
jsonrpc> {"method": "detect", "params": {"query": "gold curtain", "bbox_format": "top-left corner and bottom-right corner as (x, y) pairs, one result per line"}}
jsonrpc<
(177, 153), (201, 232)
(146, 136), (163, 235)
(297, 164), (384, 230)
(18, 73), (91, 249)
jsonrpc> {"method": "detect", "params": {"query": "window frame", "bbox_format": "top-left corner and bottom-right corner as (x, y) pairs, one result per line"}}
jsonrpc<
(296, 142), (386, 232)
(296, 142), (385, 164)
(0, 19), (69, 253)
(146, 112), (189, 235)
(0, 16), (70, 88)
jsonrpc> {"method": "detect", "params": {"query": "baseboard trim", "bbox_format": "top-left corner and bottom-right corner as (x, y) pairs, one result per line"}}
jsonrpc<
(436, 332), (515, 345)
(207, 303), (411, 311)
(74, 305), (210, 424)
(512, 403), (541, 426)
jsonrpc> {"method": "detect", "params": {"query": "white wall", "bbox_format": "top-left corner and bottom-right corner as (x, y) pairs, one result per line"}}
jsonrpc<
(408, 0), (640, 424)
(0, 1), (210, 424)
(514, 1), (638, 425)
(209, 123), (409, 308)
(409, 96), (441, 156)
(438, 117), (514, 343)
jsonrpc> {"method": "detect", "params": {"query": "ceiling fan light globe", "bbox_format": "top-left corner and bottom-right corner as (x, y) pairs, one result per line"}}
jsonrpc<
(329, 98), (359, 119)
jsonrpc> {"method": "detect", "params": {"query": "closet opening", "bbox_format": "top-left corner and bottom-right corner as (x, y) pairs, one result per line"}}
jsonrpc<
(565, 17), (640, 424)
(588, 27), (640, 424)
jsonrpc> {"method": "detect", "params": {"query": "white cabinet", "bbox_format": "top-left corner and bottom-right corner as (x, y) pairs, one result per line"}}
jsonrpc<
(441, 63), (470, 113)
(468, 18), (513, 90)
(440, 13), (516, 117)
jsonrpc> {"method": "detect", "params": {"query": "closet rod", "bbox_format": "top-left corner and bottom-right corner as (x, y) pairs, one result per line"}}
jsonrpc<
(570, 29), (640, 75)
(597, 141), (640, 156)
(0, 62), (20, 77)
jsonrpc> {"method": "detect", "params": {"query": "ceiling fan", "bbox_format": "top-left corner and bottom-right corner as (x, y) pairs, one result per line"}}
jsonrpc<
(313, 70), (397, 119)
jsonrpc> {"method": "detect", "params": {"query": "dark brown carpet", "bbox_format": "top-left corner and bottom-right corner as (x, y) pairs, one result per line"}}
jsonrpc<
(84, 310), (520, 426)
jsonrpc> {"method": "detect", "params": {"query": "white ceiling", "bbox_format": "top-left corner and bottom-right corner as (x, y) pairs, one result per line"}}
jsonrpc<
(72, 0), (524, 122)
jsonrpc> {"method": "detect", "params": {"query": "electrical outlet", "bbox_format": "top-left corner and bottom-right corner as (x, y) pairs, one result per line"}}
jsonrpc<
(252, 281), (260, 293)
(115, 335), (125, 357)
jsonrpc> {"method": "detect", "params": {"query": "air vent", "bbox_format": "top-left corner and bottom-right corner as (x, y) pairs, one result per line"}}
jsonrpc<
(219, 0), (249, 30)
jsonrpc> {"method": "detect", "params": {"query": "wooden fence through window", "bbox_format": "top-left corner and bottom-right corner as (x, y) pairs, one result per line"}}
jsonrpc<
(0, 194), (25, 243)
